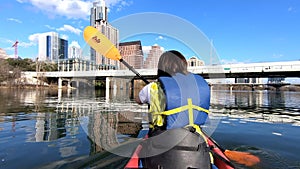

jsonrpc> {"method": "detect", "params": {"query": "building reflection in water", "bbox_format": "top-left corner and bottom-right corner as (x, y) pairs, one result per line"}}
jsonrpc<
(35, 112), (67, 142)
(33, 77), (146, 155)
(210, 90), (300, 125)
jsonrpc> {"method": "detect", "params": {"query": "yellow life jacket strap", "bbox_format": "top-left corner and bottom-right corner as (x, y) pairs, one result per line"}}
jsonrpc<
(153, 98), (209, 116)
(149, 82), (166, 127)
(152, 97), (213, 164)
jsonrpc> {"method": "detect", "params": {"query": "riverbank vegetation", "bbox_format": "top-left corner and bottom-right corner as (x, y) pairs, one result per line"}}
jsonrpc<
(0, 58), (57, 87)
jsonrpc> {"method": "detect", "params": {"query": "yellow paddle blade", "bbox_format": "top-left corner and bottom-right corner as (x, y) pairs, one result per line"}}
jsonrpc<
(83, 26), (121, 61)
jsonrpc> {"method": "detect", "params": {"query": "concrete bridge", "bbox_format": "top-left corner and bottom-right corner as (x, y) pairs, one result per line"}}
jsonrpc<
(23, 60), (300, 88)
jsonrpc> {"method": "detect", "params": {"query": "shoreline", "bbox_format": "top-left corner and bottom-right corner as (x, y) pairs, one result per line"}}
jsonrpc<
(1, 84), (300, 92)
(211, 84), (300, 91)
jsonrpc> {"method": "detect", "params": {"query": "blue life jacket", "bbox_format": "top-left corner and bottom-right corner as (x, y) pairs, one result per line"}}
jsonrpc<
(159, 73), (210, 129)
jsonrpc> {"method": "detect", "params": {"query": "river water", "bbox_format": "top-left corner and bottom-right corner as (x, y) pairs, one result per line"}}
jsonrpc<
(0, 87), (299, 169)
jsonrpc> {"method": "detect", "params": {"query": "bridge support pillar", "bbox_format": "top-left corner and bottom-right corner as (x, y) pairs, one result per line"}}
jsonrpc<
(76, 81), (80, 88)
(130, 79), (134, 99)
(58, 88), (62, 103)
(113, 79), (117, 97)
(106, 77), (110, 102)
(67, 81), (71, 88)
(58, 77), (62, 89)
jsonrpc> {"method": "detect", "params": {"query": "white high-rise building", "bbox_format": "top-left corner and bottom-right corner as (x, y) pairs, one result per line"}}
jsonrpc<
(90, 0), (107, 27)
(90, 0), (119, 69)
(38, 32), (59, 61)
(38, 32), (68, 61)
(68, 41), (82, 59)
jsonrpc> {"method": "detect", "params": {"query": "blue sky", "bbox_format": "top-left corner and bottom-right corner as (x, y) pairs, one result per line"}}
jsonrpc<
(0, 0), (299, 64)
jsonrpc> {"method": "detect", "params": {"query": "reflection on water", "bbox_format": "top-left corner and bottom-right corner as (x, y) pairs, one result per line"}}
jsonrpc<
(210, 90), (300, 125)
(0, 88), (300, 169)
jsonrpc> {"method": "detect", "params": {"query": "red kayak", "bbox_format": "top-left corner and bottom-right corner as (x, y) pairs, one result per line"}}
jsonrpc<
(124, 128), (235, 169)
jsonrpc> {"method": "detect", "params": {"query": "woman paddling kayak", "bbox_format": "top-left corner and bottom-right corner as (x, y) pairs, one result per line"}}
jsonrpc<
(134, 50), (224, 169)
(83, 27), (260, 168)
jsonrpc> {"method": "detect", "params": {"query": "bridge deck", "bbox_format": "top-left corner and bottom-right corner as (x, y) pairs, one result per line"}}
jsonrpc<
(24, 61), (300, 79)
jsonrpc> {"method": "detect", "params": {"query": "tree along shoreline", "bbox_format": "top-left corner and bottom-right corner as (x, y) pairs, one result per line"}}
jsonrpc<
(0, 58), (57, 89)
(211, 84), (300, 91)
(133, 80), (300, 92)
(1, 83), (300, 92)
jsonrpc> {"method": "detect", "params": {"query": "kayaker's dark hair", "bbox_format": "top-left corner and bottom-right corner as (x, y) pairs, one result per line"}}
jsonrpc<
(157, 50), (188, 77)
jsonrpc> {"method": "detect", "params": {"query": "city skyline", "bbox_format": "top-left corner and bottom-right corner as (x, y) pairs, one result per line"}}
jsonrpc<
(0, 0), (299, 64)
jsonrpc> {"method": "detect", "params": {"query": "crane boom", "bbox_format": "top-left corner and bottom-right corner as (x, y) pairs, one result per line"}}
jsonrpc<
(12, 40), (19, 59)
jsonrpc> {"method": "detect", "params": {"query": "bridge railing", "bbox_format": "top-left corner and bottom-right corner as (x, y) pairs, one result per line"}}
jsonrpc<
(22, 61), (300, 78)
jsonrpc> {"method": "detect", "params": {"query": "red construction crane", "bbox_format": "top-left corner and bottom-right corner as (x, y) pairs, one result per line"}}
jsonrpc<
(12, 40), (19, 59)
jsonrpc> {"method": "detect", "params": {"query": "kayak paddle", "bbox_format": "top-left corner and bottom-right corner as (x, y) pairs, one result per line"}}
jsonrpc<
(82, 25), (260, 167)
(204, 132), (260, 167)
(83, 26), (149, 84)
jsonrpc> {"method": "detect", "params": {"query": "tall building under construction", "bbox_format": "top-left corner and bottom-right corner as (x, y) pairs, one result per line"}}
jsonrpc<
(90, 0), (119, 70)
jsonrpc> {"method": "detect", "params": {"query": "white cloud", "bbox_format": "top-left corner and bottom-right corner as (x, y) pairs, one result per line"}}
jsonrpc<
(272, 53), (284, 59)
(7, 18), (22, 23)
(220, 58), (245, 64)
(28, 33), (41, 42)
(3, 46), (14, 52)
(142, 44), (165, 55)
(57, 25), (81, 35)
(113, 0), (133, 12)
(60, 34), (69, 40)
(142, 46), (152, 55)
(0, 38), (14, 45)
(1, 37), (36, 48)
(17, 0), (133, 19)
(288, 6), (296, 12)
(18, 41), (36, 48)
(45, 25), (56, 30)
(16, 0), (92, 19)
(155, 35), (167, 41)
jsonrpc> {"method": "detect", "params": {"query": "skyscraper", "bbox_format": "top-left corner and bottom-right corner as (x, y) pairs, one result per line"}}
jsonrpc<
(38, 32), (68, 61)
(144, 45), (164, 69)
(90, 0), (107, 27)
(59, 39), (68, 60)
(119, 41), (144, 69)
(90, 0), (119, 70)
(68, 41), (82, 59)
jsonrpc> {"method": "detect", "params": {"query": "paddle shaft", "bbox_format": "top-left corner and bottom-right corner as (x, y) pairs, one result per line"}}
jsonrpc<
(120, 58), (150, 84)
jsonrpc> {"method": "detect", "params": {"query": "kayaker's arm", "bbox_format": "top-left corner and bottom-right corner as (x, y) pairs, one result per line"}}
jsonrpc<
(136, 83), (151, 105)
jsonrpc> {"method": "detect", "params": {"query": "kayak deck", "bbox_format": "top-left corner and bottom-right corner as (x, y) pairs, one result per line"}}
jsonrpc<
(124, 129), (235, 169)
